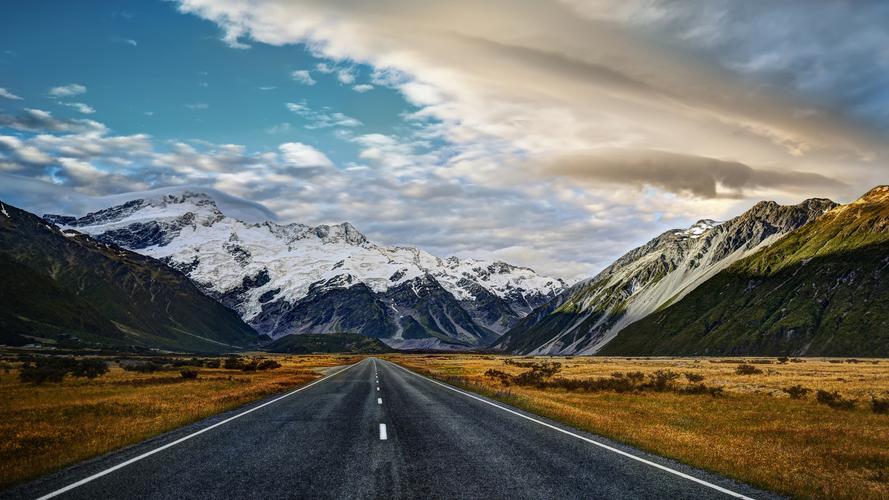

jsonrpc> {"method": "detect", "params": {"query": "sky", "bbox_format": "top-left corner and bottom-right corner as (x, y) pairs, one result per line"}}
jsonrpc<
(1, 1), (888, 281)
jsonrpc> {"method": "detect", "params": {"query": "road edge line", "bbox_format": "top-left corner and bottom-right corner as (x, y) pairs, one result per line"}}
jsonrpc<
(383, 359), (754, 500)
(36, 359), (365, 500)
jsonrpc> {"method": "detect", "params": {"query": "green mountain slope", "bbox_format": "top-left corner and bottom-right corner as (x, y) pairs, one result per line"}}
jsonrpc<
(265, 332), (393, 354)
(601, 186), (889, 356)
(0, 200), (261, 352)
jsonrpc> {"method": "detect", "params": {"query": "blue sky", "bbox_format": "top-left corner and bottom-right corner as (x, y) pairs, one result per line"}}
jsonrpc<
(2, 1), (888, 279)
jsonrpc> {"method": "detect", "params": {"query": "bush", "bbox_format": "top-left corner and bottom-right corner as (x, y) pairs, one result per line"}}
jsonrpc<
(205, 359), (221, 368)
(871, 396), (889, 414)
(680, 383), (724, 397)
(256, 359), (281, 370)
(69, 359), (109, 379)
(19, 358), (110, 384)
(777, 357), (789, 364)
(646, 370), (680, 391)
(735, 364), (763, 375)
(223, 357), (244, 370)
(484, 368), (513, 386)
(180, 369), (199, 379)
(120, 361), (159, 373)
(816, 390), (857, 410)
(19, 361), (67, 384)
(782, 385), (811, 400)
(684, 372), (705, 383)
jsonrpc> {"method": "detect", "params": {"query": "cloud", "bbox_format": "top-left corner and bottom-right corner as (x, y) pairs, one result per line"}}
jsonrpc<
(279, 142), (334, 167)
(60, 102), (96, 114)
(285, 101), (362, 128)
(337, 68), (355, 84)
(185, 102), (209, 110)
(258, 85), (277, 90)
(0, 108), (106, 134)
(540, 149), (845, 199)
(352, 84), (374, 93)
(0, 88), (22, 100)
(48, 84), (87, 97)
(290, 70), (316, 85)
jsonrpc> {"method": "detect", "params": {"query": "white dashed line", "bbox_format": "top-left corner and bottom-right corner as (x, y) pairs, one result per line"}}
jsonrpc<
(377, 398), (382, 405)
(379, 424), (388, 440)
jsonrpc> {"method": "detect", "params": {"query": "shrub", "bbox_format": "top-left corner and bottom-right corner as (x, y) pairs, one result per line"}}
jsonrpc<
(223, 357), (244, 370)
(69, 359), (109, 379)
(19, 361), (67, 384)
(816, 390), (857, 410)
(680, 383), (724, 397)
(735, 364), (763, 375)
(684, 372), (705, 383)
(645, 370), (680, 391)
(871, 396), (889, 414)
(205, 359), (221, 369)
(782, 385), (811, 400)
(256, 359), (281, 371)
(179, 369), (199, 380)
(484, 368), (513, 385)
(120, 361), (159, 373)
(777, 357), (789, 364)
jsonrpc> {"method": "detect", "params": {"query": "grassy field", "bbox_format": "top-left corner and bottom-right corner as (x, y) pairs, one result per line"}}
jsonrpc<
(386, 354), (889, 499)
(0, 353), (359, 489)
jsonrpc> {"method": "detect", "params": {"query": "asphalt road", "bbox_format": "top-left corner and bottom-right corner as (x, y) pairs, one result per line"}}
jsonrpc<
(5, 358), (776, 499)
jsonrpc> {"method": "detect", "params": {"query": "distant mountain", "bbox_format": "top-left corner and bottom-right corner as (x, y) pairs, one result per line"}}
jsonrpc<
(0, 201), (261, 352)
(47, 192), (565, 349)
(265, 332), (392, 354)
(601, 186), (889, 357)
(494, 197), (837, 354)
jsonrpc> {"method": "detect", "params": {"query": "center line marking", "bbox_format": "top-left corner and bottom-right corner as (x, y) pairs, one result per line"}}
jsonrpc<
(377, 397), (383, 405)
(379, 423), (388, 440)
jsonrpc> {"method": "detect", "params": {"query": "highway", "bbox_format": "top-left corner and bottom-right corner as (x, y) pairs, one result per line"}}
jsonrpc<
(5, 358), (774, 499)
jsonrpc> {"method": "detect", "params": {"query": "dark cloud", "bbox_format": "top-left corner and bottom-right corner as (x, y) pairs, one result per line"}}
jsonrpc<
(0, 108), (106, 134)
(541, 149), (845, 198)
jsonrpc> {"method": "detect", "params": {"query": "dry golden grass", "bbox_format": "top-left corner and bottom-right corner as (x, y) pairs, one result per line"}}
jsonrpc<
(387, 354), (889, 499)
(0, 353), (361, 489)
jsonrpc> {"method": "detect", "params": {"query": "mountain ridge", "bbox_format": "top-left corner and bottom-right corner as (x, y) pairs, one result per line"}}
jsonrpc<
(494, 196), (838, 355)
(47, 191), (565, 349)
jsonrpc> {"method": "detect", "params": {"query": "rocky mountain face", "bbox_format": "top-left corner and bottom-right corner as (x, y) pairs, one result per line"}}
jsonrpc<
(494, 197), (837, 355)
(602, 186), (889, 357)
(0, 200), (261, 352)
(47, 192), (565, 349)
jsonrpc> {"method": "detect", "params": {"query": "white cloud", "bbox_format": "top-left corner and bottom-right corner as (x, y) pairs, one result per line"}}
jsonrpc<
(285, 101), (362, 128)
(279, 142), (334, 167)
(185, 102), (209, 110)
(61, 102), (96, 114)
(290, 70), (316, 85)
(337, 68), (355, 84)
(0, 88), (22, 100)
(315, 62), (335, 74)
(259, 85), (277, 90)
(48, 84), (87, 98)
(352, 84), (374, 93)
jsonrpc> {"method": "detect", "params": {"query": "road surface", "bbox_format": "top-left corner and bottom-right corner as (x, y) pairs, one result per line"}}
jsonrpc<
(5, 358), (774, 499)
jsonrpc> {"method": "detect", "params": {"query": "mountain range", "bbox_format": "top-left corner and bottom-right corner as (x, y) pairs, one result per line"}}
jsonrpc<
(494, 197), (838, 354)
(46, 192), (565, 350)
(600, 186), (889, 356)
(0, 200), (260, 353)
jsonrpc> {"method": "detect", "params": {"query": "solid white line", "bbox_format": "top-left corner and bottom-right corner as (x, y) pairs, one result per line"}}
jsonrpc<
(379, 423), (388, 440)
(384, 360), (753, 500)
(378, 398), (383, 405)
(36, 360), (365, 500)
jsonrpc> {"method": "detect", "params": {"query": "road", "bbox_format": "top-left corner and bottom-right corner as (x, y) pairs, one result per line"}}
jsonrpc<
(5, 358), (774, 499)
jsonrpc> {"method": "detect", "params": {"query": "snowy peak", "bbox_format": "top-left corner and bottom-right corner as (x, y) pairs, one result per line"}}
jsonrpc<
(48, 193), (565, 348)
(674, 219), (721, 239)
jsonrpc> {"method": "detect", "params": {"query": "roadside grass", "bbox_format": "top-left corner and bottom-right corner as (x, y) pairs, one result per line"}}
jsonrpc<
(0, 353), (360, 489)
(386, 354), (889, 499)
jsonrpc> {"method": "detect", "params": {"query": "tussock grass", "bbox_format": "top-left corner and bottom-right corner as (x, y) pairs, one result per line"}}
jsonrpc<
(387, 354), (889, 499)
(0, 353), (359, 489)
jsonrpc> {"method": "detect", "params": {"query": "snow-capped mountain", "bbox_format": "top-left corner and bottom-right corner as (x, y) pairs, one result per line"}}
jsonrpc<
(494, 197), (837, 355)
(46, 192), (565, 349)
